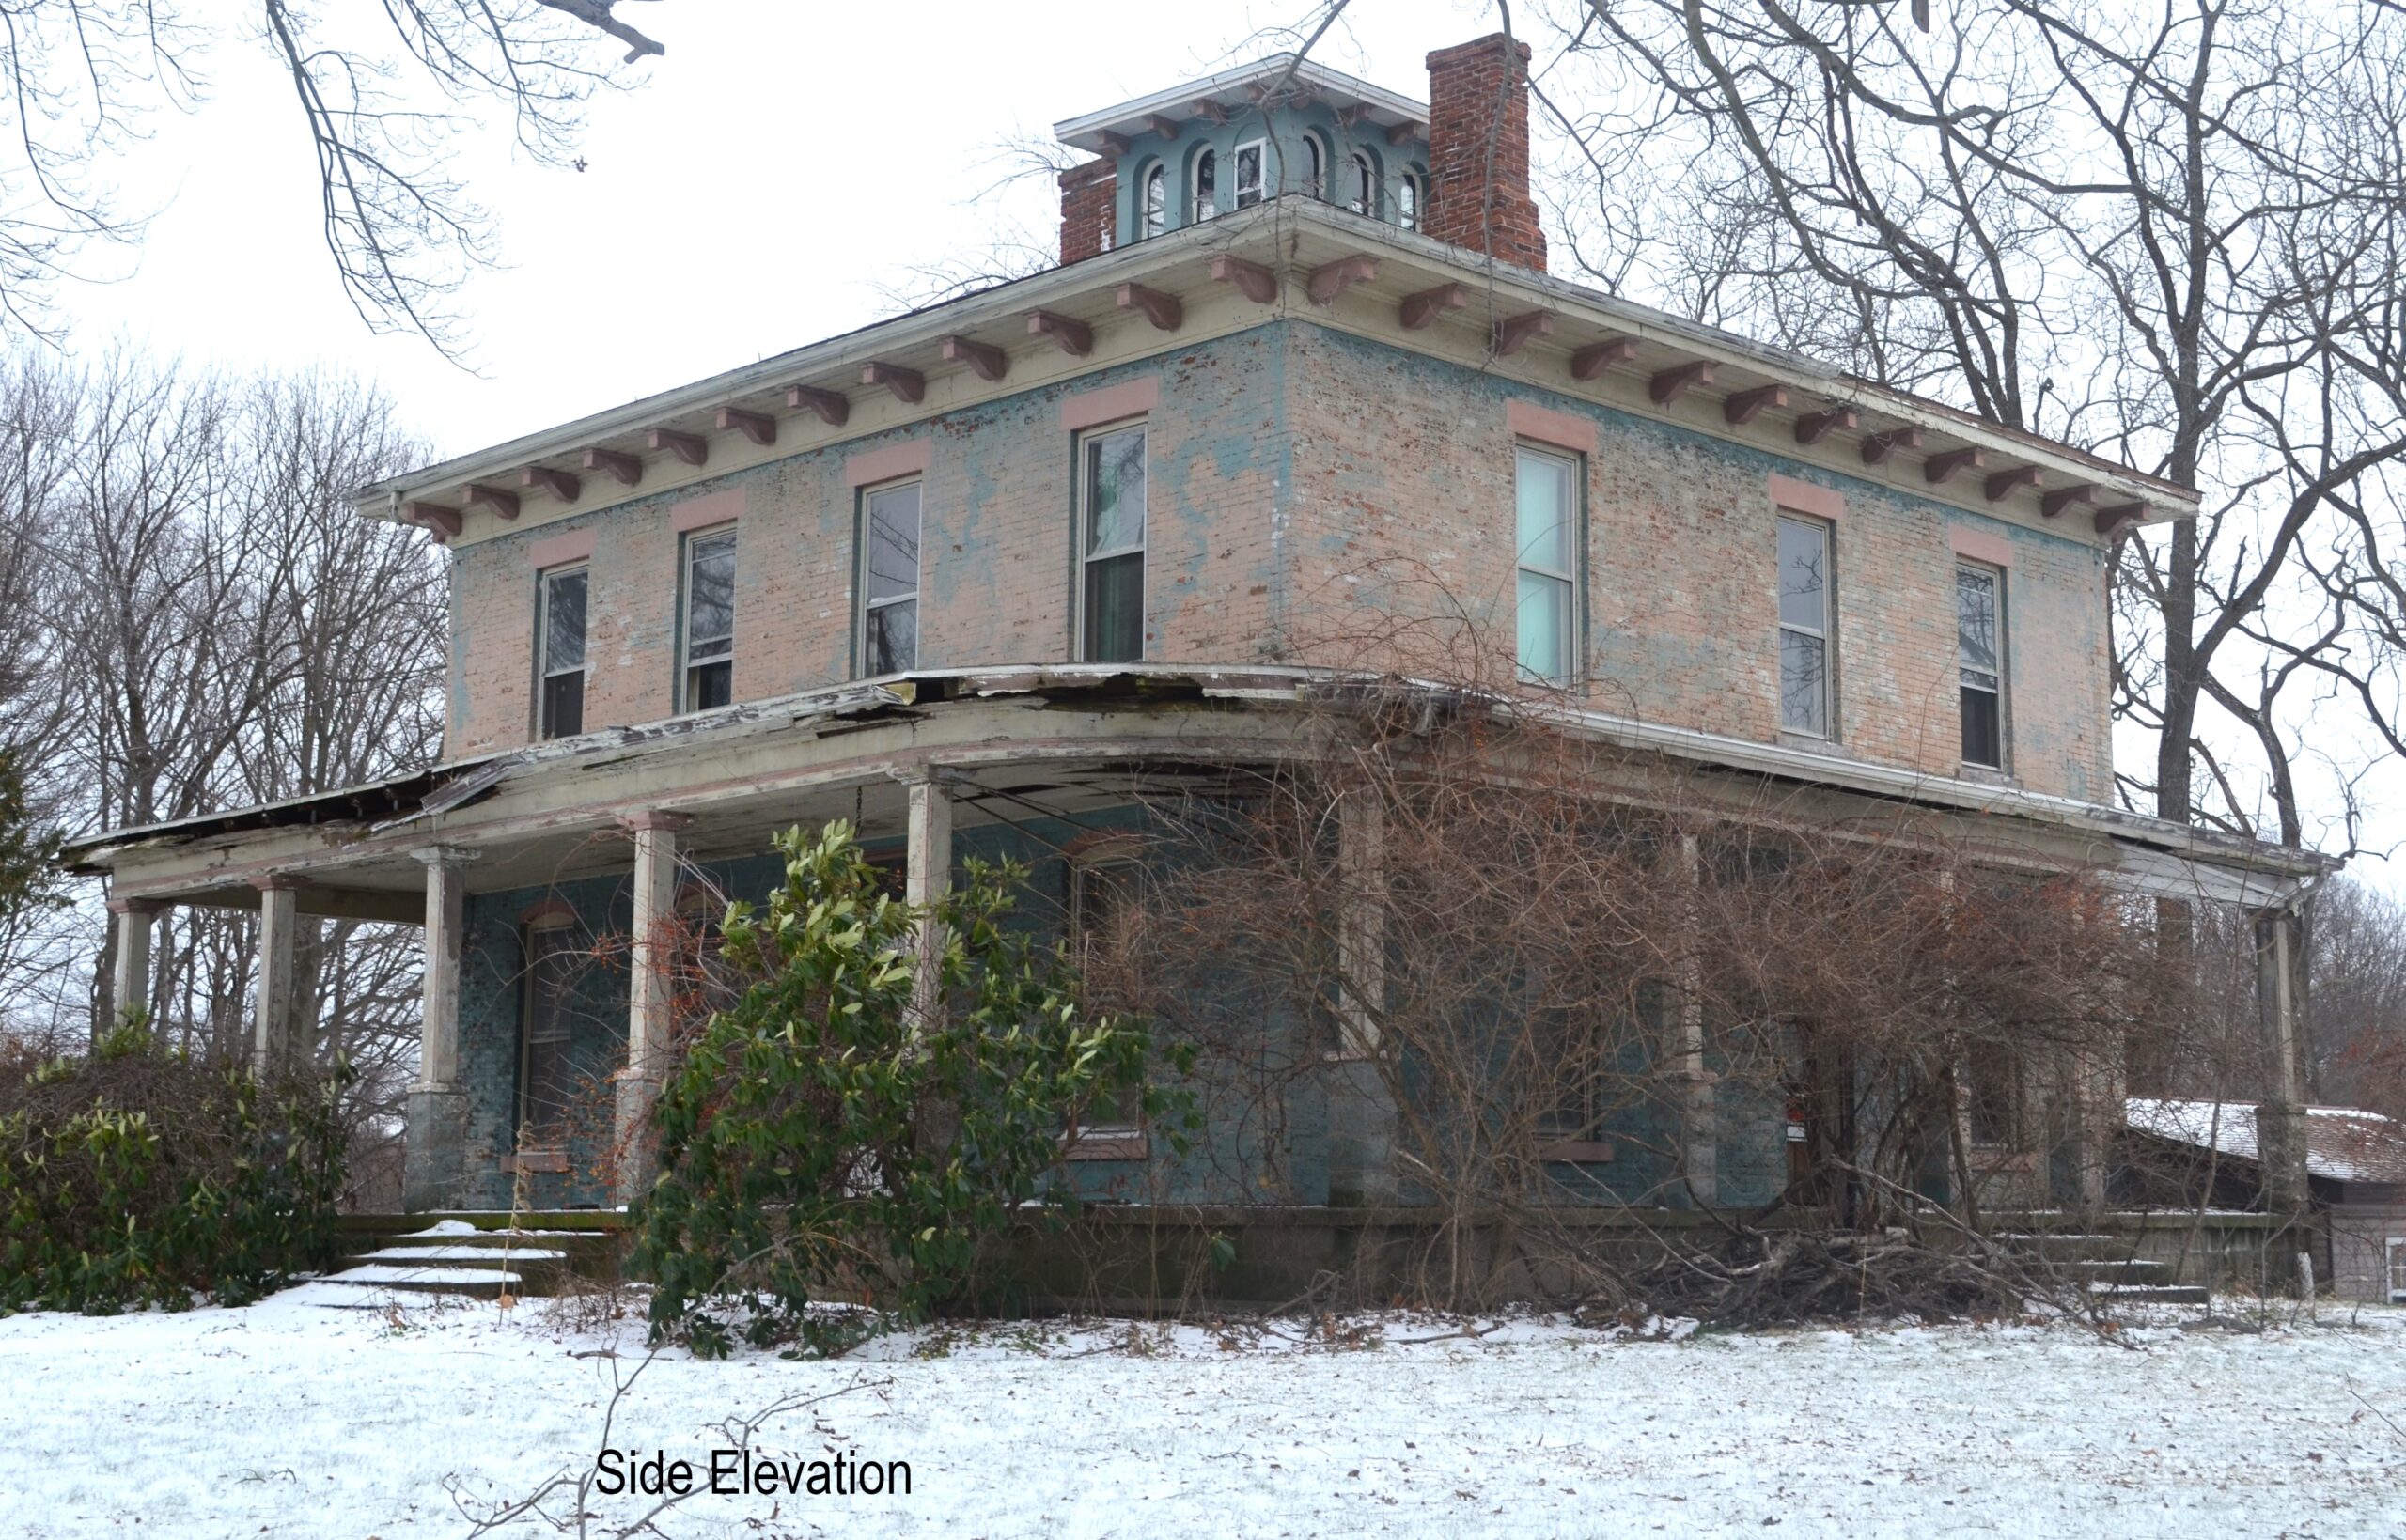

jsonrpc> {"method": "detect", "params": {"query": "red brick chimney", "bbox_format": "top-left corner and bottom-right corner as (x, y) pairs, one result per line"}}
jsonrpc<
(1058, 159), (1117, 264)
(1423, 35), (1546, 272)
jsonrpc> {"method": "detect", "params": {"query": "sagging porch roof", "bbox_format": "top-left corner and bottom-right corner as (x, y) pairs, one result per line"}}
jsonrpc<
(63, 664), (2335, 914)
(351, 196), (2198, 550)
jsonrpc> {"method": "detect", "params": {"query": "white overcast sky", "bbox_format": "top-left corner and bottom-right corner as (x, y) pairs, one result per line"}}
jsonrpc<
(42, 0), (2402, 890)
(58, 1), (1484, 453)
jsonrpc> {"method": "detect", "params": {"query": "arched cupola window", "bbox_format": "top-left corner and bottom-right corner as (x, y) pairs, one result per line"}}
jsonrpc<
(1302, 132), (1328, 199)
(1398, 169), (1425, 231)
(1141, 163), (1167, 239)
(1345, 151), (1375, 217)
(1192, 147), (1219, 223)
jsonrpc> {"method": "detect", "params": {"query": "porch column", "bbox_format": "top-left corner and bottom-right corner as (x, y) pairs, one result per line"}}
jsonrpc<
(900, 769), (954, 1034)
(251, 877), (305, 1078)
(2254, 901), (2314, 1280)
(616, 810), (688, 1205)
(105, 896), (158, 1031)
(1327, 789), (1398, 1206)
(1672, 832), (1718, 1207)
(405, 846), (477, 1213)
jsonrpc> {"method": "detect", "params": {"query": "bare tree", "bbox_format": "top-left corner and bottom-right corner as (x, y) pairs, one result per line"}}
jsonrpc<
(0, 2), (671, 355)
(0, 349), (442, 1199)
(1539, 0), (2406, 851)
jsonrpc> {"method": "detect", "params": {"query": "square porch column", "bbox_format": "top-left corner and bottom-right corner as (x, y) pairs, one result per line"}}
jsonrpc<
(615, 810), (689, 1206)
(105, 895), (158, 1032)
(405, 846), (477, 1212)
(2254, 901), (2315, 1281)
(898, 769), (954, 1034)
(250, 877), (306, 1078)
(1327, 789), (1398, 1206)
(1672, 832), (1718, 1207)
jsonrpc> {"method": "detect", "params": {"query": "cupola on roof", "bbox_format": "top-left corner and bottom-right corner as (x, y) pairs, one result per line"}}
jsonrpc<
(1053, 54), (1427, 153)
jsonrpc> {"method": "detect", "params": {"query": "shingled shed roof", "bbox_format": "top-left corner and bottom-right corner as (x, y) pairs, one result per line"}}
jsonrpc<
(2127, 1098), (2406, 1185)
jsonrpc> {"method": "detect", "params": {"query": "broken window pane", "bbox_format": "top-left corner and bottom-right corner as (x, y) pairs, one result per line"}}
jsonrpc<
(1234, 141), (1263, 209)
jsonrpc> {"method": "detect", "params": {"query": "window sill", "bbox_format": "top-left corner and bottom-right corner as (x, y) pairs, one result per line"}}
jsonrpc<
(1066, 1131), (1148, 1162)
(1538, 1140), (1616, 1164)
(502, 1149), (571, 1175)
(1958, 764), (2019, 787)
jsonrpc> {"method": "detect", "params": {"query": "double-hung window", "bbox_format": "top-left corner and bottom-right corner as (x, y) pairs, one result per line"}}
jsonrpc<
(858, 479), (920, 676)
(1080, 424), (1147, 663)
(1777, 516), (1834, 736)
(1514, 444), (1577, 685)
(535, 564), (586, 739)
(1957, 564), (2006, 768)
(520, 921), (579, 1143)
(1231, 140), (1265, 209)
(680, 527), (736, 711)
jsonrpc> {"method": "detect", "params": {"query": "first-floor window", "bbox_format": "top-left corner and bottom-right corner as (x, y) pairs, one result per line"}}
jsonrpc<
(1957, 564), (2006, 768)
(536, 564), (586, 739)
(520, 922), (579, 1143)
(859, 479), (920, 675)
(680, 526), (736, 711)
(1080, 424), (1147, 663)
(1963, 1038), (2021, 1147)
(1070, 859), (1141, 1142)
(2387, 1237), (2405, 1303)
(1777, 515), (1834, 736)
(1515, 443), (1577, 684)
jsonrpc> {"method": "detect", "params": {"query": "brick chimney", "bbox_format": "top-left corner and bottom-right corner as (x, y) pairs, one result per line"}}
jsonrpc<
(1058, 159), (1117, 264)
(1423, 34), (1546, 272)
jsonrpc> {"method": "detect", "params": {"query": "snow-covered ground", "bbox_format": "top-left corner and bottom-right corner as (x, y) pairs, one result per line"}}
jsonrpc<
(3, 1284), (2403, 1538)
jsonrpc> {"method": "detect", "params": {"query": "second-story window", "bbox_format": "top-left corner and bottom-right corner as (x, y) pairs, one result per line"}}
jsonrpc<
(1958, 564), (2006, 768)
(1081, 424), (1147, 664)
(1777, 516), (1834, 737)
(1141, 163), (1167, 239)
(1192, 148), (1218, 222)
(1515, 444), (1577, 685)
(1232, 140), (1264, 209)
(536, 564), (586, 739)
(859, 479), (921, 676)
(680, 526), (736, 711)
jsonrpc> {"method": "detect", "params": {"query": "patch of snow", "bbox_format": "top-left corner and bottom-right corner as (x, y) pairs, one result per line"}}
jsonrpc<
(1, 1293), (2402, 1536)
(353, 1246), (568, 1263)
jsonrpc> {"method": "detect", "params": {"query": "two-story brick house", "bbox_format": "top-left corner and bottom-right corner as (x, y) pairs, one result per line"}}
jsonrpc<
(69, 37), (2332, 1236)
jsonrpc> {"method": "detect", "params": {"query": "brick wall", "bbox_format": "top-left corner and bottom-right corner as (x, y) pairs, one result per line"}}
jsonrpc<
(1058, 159), (1117, 264)
(445, 330), (1294, 758)
(442, 319), (2111, 802)
(1276, 327), (2113, 801)
(1422, 34), (1547, 272)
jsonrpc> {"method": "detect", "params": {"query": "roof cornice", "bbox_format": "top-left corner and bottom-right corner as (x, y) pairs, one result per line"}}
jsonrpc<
(355, 197), (2197, 545)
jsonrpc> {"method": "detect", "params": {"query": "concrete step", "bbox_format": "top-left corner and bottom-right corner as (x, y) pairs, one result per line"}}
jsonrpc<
(2047, 1258), (2173, 1284)
(1996, 1233), (2133, 1263)
(316, 1264), (529, 1300)
(2091, 1283), (2211, 1306)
